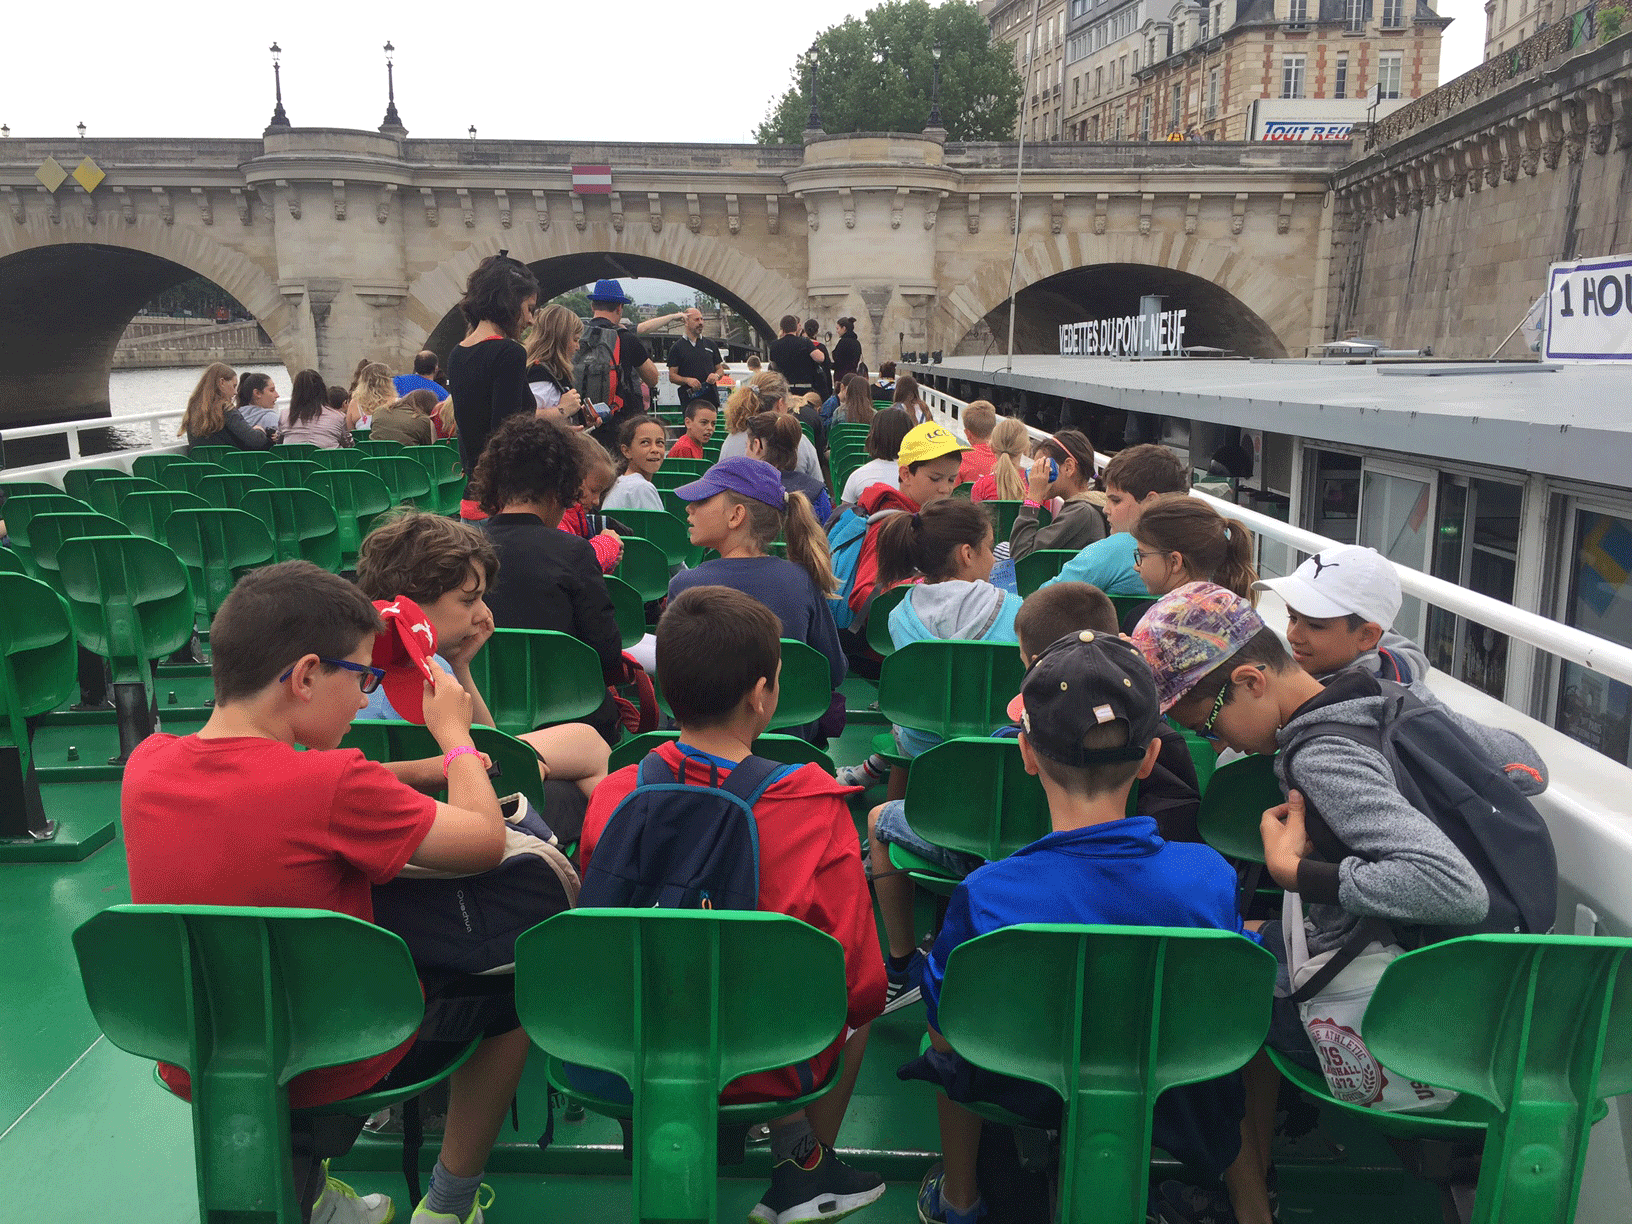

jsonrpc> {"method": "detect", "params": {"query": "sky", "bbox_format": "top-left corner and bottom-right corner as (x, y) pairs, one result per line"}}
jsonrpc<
(8, 1), (1488, 146)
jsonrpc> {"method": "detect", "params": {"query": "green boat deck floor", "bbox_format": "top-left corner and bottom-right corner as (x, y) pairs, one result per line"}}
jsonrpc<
(2, 710), (1444, 1223)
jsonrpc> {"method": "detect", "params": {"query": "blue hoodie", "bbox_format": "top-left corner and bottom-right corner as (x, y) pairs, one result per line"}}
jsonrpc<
(888, 579), (1022, 756)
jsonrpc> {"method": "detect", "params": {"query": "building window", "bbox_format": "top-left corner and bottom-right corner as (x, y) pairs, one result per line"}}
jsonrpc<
(1140, 96), (1153, 140)
(1288, 0), (1309, 23)
(1115, 113), (1125, 139)
(1335, 52), (1348, 98)
(1345, 0), (1365, 32)
(1207, 66), (1220, 118)
(1282, 54), (1306, 99)
(1172, 82), (1184, 130)
(1381, 0), (1404, 26)
(1378, 51), (1403, 98)
(1095, 65), (1103, 95)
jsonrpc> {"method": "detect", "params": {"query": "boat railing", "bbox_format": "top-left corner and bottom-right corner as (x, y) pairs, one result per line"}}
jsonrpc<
(2, 407), (189, 483)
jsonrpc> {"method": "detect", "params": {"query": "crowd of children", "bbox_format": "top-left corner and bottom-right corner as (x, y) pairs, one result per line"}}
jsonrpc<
(119, 270), (1559, 1224)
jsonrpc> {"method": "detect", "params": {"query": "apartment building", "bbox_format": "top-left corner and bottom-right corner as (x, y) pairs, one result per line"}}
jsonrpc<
(1484, 0), (1566, 58)
(987, 0), (1073, 140)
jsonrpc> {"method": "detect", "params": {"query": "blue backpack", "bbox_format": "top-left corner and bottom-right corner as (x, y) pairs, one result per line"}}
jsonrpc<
(578, 751), (788, 910)
(826, 505), (904, 630)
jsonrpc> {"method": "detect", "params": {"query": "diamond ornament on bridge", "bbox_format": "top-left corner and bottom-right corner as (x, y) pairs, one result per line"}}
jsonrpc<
(35, 157), (67, 192)
(71, 157), (105, 193)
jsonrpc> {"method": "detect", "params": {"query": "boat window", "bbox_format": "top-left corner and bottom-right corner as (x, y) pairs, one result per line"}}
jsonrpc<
(1358, 464), (1435, 642)
(1426, 475), (1521, 700)
(1556, 507), (1632, 767)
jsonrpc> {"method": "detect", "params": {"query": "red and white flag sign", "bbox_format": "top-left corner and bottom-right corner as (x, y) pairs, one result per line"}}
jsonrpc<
(571, 165), (613, 195)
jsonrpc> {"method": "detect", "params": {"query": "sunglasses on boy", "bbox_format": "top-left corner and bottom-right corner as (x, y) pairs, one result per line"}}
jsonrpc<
(278, 658), (387, 694)
(1193, 663), (1268, 739)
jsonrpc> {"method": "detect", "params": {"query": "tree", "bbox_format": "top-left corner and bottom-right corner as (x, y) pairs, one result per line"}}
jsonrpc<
(551, 289), (593, 318)
(755, 1), (1020, 144)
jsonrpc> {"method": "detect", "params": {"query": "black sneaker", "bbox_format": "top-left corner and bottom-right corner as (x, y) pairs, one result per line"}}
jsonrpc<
(748, 1142), (886, 1224)
(882, 949), (927, 1015)
(1154, 1170), (1279, 1224)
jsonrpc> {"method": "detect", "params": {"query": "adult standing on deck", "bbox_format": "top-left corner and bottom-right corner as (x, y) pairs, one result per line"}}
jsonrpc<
(768, 314), (825, 399)
(579, 279), (660, 453)
(449, 252), (539, 519)
(235, 372), (281, 432)
(832, 316), (863, 383)
(666, 307), (726, 409)
(393, 351), (450, 402)
(803, 318), (834, 401)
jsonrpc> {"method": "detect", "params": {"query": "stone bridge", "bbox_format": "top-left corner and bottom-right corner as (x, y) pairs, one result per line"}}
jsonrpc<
(0, 129), (1348, 424)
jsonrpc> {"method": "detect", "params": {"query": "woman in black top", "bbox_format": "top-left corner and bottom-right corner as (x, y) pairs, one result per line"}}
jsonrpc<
(832, 316), (862, 383)
(448, 252), (540, 517)
(180, 361), (272, 451)
(472, 414), (627, 744)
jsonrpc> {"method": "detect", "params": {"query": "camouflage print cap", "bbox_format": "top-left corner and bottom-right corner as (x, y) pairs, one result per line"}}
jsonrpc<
(1131, 581), (1267, 713)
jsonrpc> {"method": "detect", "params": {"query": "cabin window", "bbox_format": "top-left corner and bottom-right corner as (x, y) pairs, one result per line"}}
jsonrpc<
(1358, 463), (1435, 641)
(1556, 507), (1632, 767)
(1427, 475), (1522, 700)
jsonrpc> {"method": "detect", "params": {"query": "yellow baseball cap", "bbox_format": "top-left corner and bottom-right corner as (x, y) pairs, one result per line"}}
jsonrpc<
(897, 422), (969, 467)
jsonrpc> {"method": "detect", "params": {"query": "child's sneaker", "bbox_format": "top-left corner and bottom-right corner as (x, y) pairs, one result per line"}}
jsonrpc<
(883, 949), (927, 1014)
(836, 755), (888, 789)
(311, 1171), (394, 1224)
(1154, 1171), (1279, 1224)
(917, 1161), (986, 1224)
(748, 1141), (886, 1224)
(410, 1183), (494, 1224)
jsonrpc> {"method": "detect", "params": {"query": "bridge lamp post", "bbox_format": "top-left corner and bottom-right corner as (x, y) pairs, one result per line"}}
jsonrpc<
(927, 41), (943, 130)
(268, 42), (290, 129)
(380, 41), (406, 134)
(804, 42), (823, 133)
(468, 125), (477, 142)
(77, 122), (85, 139)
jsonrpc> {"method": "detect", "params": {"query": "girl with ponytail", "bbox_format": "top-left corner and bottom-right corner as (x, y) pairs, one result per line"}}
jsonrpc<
(970, 416), (1032, 503)
(746, 411), (834, 523)
(1009, 428), (1107, 562)
(669, 455), (846, 744)
(717, 369), (824, 482)
(1131, 495), (1257, 602)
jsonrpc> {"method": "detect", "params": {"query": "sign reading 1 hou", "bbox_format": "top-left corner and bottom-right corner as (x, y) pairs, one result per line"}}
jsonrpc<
(1059, 307), (1187, 357)
(1546, 253), (1632, 362)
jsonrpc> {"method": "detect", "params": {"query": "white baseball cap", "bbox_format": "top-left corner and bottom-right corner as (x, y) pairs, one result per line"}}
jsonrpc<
(1251, 544), (1401, 628)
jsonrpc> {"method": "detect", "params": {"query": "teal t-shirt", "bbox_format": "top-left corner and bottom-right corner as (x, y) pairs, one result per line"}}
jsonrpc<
(1038, 531), (1144, 596)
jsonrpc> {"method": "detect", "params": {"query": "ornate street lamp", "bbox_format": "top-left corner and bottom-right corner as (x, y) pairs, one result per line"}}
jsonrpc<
(468, 125), (477, 142)
(77, 122), (86, 139)
(805, 42), (823, 132)
(927, 40), (944, 129)
(268, 42), (290, 128)
(380, 41), (405, 133)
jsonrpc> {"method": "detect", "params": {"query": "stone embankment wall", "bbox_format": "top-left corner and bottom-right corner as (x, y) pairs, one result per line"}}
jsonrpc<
(111, 316), (281, 369)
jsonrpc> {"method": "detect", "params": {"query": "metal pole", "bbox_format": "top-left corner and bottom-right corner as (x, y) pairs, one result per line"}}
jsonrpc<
(999, 0), (1043, 374)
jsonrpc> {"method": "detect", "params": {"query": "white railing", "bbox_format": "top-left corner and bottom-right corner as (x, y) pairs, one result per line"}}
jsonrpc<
(3, 407), (189, 485)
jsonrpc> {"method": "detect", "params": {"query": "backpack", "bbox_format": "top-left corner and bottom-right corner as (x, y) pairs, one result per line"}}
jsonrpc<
(826, 505), (905, 630)
(578, 751), (787, 910)
(573, 321), (627, 413)
(1280, 677), (1557, 998)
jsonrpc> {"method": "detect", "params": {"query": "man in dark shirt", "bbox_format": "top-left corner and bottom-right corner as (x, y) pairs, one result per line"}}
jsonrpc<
(582, 279), (660, 451)
(666, 308), (725, 408)
(768, 314), (824, 395)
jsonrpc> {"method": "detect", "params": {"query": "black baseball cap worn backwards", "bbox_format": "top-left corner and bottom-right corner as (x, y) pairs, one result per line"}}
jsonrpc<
(1021, 630), (1162, 767)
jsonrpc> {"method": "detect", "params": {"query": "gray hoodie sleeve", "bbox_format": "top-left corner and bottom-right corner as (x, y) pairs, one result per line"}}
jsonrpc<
(1286, 735), (1489, 928)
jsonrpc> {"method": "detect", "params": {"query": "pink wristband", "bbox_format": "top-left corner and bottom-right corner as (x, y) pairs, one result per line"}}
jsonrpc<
(442, 745), (482, 778)
(1022, 498), (1042, 509)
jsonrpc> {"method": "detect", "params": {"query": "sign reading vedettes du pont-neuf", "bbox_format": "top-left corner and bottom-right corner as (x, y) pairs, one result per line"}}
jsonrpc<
(1059, 308), (1187, 357)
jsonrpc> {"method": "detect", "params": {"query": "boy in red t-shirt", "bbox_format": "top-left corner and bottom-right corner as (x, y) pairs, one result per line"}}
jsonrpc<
(122, 561), (521, 1224)
(580, 586), (888, 1224)
(666, 398), (717, 460)
(954, 400), (998, 487)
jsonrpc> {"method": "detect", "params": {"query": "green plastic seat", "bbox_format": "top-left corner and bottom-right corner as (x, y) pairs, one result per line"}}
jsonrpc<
(0, 571), (77, 841)
(340, 719), (548, 813)
(216, 449), (272, 474)
(1195, 753), (1280, 866)
(73, 905), (475, 1224)
(276, 442), (321, 459)
(658, 488), (690, 519)
(608, 508), (692, 568)
(131, 453), (189, 482)
(983, 500), (1028, 542)
(121, 488), (214, 544)
(361, 455), (433, 508)
(160, 461), (233, 497)
(936, 924), (1275, 1224)
(165, 508), (277, 623)
(658, 458), (710, 478)
(604, 574), (647, 650)
(186, 444), (236, 465)
(350, 427), (371, 443)
(463, 628), (606, 735)
(607, 730), (835, 775)
(61, 465), (127, 504)
(1014, 548), (1083, 596)
(309, 469), (394, 568)
(195, 471), (274, 510)
(55, 533), (195, 760)
(1168, 721), (1217, 795)
(614, 535), (671, 604)
(85, 475), (168, 520)
(261, 459), (321, 489)
(515, 909), (850, 1224)
(1112, 593), (1158, 628)
(399, 445), (465, 515)
(0, 493), (94, 574)
(0, 549), (24, 574)
(766, 638), (833, 732)
(355, 438), (403, 456)
(878, 638), (1024, 744)
(1, 478), (66, 499)
(240, 488), (342, 571)
(865, 583), (912, 658)
(311, 448), (369, 470)
(888, 736), (1048, 879)
(1274, 934), (1632, 1223)
(26, 511), (132, 591)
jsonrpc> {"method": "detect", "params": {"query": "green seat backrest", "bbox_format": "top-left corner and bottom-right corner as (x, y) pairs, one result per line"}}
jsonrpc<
(1168, 722), (1217, 794)
(0, 572), (77, 763)
(186, 445), (236, 465)
(262, 459), (321, 488)
(939, 924), (1274, 1224)
(1195, 753), (1280, 866)
(196, 472), (274, 510)
(983, 500), (1027, 542)
(399, 445), (466, 515)
(0, 478), (65, 500)
(464, 628), (606, 735)
(216, 449), (272, 474)
(515, 909), (848, 1224)
(0, 549), (25, 574)
(130, 453), (189, 482)
(607, 730), (835, 775)
(609, 508), (690, 568)
(659, 458), (709, 478)
(603, 574), (647, 650)
(866, 584), (911, 658)
(86, 475), (168, 520)
(276, 443), (320, 459)
(355, 438), (403, 456)
(309, 469), (394, 567)
(1014, 548), (1082, 596)
(56, 534), (195, 685)
(165, 508), (277, 621)
(62, 465), (126, 504)
(615, 535), (671, 603)
(351, 427), (372, 442)
(340, 720), (546, 812)
(311, 448), (369, 470)
(27, 511), (131, 588)
(902, 737), (1049, 861)
(72, 905), (424, 1224)
(360, 455), (433, 506)
(1, 494), (93, 569)
(766, 638), (833, 732)
(162, 461), (232, 496)
(1364, 935), (1632, 1224)
(121, 490), (211, 541)
(1111, 593), (1157, 628)
(240, 488), (341, 571)
(658, 488), (690, 519)
(878, 639), (1025, 742)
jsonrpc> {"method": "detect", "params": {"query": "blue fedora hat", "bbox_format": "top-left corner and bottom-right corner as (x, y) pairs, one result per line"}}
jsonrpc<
(589, 278), (633, 305)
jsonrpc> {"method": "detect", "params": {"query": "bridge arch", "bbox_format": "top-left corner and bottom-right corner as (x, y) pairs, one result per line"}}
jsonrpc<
(0, 221), (302, 425)
(939, 233), (1299, 359)
(404, 227), (805, 358)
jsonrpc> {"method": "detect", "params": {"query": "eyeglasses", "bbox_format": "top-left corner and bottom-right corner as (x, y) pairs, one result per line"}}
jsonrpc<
(278, 658), (386, 694)
(1132, 548), (1171, 567)
(1196, 664), (1267, 739)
